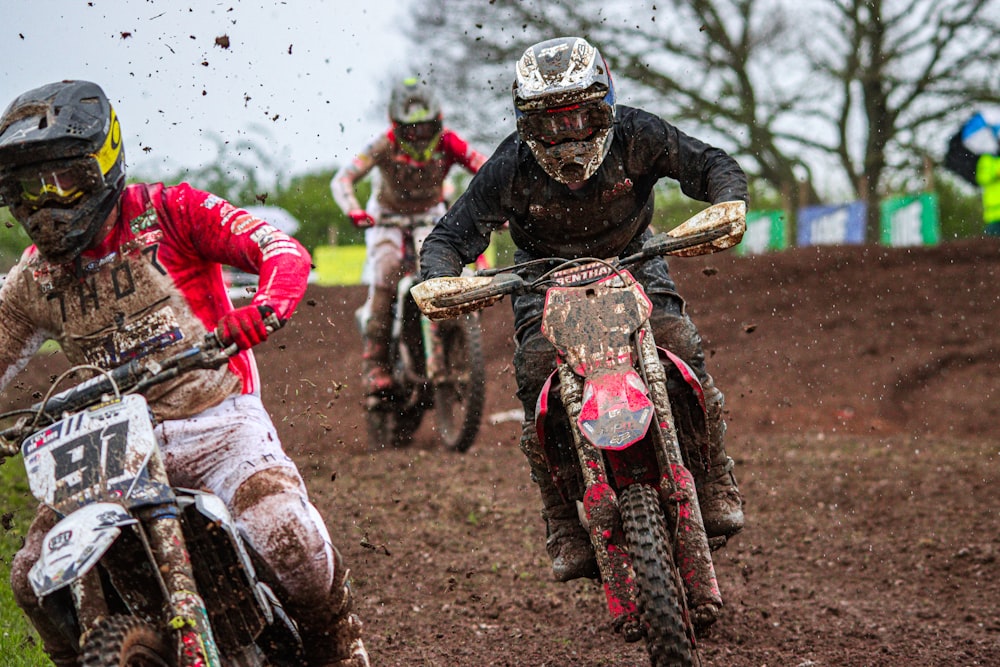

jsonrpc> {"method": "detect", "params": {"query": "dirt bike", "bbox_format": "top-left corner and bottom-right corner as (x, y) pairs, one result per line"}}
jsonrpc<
(363, 211), (486, 452)
(0, 326), (303, 667)
(412, 202), (746, 667)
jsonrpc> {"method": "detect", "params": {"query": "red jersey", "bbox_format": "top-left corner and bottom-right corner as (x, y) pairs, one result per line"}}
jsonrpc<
(0, 182), (311, 421)
(331, 128), (487, 215)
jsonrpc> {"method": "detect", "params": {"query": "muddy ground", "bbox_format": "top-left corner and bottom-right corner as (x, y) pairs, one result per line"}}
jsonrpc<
(7, 238), (1000, 666)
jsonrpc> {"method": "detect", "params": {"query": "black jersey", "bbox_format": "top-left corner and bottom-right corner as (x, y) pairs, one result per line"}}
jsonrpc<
(420, 105), (748, 280)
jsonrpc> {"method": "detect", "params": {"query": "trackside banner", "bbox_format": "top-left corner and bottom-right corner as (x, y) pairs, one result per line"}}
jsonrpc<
(734, 210), (788, 255)
(797, 202), (867, 246)
(879, 193), (940, 247)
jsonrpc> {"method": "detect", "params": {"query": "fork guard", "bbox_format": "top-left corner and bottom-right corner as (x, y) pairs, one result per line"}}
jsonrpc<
(29, 502), (136, 599)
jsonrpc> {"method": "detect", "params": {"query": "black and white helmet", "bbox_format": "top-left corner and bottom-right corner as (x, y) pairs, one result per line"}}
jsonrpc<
(513, 36), (616, 184)
(0, 80), (125, 264)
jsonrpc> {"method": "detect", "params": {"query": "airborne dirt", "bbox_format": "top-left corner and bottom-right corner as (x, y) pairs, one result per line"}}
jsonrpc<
(7, 238), (1000, 666)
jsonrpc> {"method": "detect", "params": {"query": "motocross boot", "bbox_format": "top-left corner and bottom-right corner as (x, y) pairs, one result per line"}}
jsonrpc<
(361, 286), (395, 396)
(10, 508), (81, 667)
(520, 421), (598, 582)
(294, 547), (370, 667)
(695, 380), (745, 539)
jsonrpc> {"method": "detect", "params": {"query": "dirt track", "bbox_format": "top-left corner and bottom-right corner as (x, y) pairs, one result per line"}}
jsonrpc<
(6, 238), (1000, 666)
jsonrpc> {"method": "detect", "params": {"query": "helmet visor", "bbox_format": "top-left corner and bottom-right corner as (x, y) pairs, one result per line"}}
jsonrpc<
(397, 119), (443, 144)
(3, 159), (102, 209)
(521, 101), (613, 146)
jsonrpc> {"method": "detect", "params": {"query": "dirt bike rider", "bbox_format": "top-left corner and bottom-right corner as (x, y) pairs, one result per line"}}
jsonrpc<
(419, 37), (749, 582)
(331, 75), (486, 397)
(0, 80), (369, 667)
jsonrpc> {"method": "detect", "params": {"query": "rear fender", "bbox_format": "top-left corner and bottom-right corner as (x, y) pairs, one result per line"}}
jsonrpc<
(658, 347), (707, 414)
(29, 502), (135, 599)
(534, 370), (559, 448)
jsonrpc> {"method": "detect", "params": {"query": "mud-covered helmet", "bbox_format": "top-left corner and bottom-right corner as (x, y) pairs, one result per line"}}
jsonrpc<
(388, 76), (444, 162)
(0, 80), (126, 264)
(513, 36), (616, 184)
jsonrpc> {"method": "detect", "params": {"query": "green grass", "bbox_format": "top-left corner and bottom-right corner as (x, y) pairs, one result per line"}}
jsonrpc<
(0, 458), (52, 666)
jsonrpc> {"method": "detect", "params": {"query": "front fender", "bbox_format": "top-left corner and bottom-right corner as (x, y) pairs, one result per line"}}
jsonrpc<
(29, 502), (135, 599)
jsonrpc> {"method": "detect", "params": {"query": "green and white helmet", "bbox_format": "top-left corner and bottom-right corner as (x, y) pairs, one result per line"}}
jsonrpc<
(388, 77), (444, 162)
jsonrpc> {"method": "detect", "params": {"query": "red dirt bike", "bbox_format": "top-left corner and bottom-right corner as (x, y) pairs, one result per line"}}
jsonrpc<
(0, 326), (303, 667)
(363, 212), (486, 452)
(413, 202), (745, 667)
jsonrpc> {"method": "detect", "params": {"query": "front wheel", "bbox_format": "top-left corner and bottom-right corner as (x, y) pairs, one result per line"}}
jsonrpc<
(365, 400), (425, 451)
(81, 615), (170, 667)
(431, 313), (485, 452)
(620, 483), (698, 667)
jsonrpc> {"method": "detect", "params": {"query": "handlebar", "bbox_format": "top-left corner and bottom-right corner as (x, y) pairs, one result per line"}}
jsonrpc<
(378, 212), (440, 229)
(409, 201), (745, 321)
(0, 333), (233, 452)
(428, 226), (731, 310)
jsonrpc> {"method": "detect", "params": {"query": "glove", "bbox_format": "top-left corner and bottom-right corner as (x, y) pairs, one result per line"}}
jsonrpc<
(348, 209), (376, 228)
(216, 305), (276, 351)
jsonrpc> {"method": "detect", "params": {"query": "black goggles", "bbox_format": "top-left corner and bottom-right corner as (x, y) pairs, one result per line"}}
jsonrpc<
(397, 120), (442, 144)
(522, 102), (613, 145)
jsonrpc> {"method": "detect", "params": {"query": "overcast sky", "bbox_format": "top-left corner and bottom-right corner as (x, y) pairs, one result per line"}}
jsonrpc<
(1, 0), (413, 181)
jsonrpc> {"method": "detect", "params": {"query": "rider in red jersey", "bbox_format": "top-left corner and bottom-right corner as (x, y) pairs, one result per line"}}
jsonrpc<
(0, 80), (368, 667)
(331, 76), (486, 397)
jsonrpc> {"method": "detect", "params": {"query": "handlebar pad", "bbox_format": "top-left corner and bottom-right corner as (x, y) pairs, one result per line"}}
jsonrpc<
(434, 273), (524, 308)
(32, 360), (147, 420)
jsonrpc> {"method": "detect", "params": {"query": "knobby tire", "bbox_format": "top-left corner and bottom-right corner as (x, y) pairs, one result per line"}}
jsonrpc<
(433, 313), (485, 453)
(80, 615), (171, 667)
(620, 483), (698, 667)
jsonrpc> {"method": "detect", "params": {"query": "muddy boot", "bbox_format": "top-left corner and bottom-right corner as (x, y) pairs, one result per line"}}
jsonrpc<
(520, 421), (598, 582)
(11, 510), (81, 667)
(696, 382), (744, 539)
(361, 287), (395, 396)
(294, 549), (370, 667)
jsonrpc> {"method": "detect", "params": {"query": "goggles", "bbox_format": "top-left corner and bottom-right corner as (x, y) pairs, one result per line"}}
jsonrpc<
(2, 159), (102, 209)
(397, 119), (442, 144)
(522, 101), (614, 146)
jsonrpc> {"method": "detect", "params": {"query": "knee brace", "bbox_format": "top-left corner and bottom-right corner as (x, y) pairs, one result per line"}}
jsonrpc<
(231, 467), (336, 609)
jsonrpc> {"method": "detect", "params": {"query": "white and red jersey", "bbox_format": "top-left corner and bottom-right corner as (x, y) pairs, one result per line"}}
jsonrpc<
(331, 128), (487, 215)
(0, 182), (311, 421)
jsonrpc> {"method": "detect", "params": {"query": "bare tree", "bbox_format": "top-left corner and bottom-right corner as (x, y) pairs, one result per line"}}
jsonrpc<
(406, 0), (1000, 236)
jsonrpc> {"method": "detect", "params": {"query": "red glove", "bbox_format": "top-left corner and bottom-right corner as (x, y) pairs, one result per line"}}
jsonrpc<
(216, 305), (275, 351)
(348, 209), (376, 228)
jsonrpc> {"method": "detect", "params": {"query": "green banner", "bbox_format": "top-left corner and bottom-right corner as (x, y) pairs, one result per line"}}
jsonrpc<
(735, 210), (788, 255)
(880, 193), (940, 247)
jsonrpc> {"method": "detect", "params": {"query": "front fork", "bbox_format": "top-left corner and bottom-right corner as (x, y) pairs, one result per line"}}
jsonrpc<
(556, 363), (642, 641)
(139, 505), (222, 667)
(636, 326), (722, 616)
(397, 274), (443, 382)
(557, 324), (722, 637)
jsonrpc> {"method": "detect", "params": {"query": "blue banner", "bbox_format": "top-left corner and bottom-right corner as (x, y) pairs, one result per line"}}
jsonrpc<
(797, 202), (867, 246)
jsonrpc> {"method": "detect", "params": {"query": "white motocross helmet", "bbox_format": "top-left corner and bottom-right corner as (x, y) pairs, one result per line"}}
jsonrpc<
(513, 36), (616, 184)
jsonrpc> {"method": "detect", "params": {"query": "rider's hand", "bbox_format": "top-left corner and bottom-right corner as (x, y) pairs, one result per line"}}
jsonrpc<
(216, 305), (275, 351)
(348, 209), (376, 228)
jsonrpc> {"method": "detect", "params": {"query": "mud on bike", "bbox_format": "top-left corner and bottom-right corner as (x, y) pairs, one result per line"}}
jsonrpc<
(362, 212), (486, 452)
(0, 323), (304, 667)
(413, 202), (746, 667)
